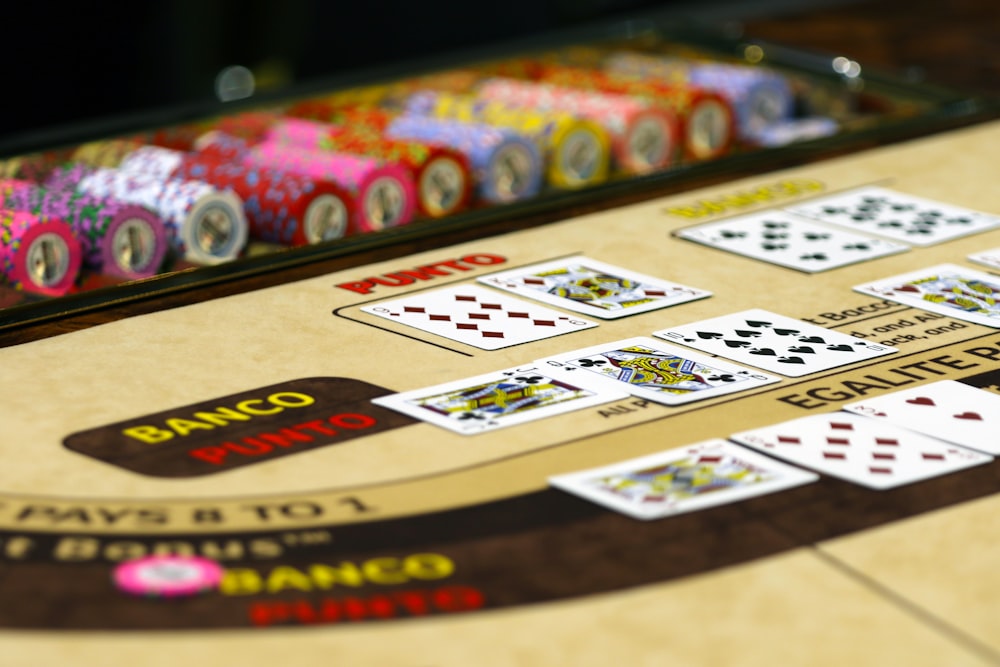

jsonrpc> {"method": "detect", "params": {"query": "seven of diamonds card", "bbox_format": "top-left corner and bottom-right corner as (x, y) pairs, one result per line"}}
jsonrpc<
(730, 412), (991, 489)
(536, 336), (779, 406)
(362, 285), (598, 350)
(786, 185), (1000, 246)
(653, 309), (897, 377)
(675, 210), (908, 273)
(373, 366), (628, 435)
(854, 263), (1000, 328)
(842, 380), (1000, 454)
(477, 256), (711, 319)
(549, 439), (818, 520)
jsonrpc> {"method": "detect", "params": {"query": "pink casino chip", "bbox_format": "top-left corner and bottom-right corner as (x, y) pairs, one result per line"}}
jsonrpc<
(113, 555), (224, 598)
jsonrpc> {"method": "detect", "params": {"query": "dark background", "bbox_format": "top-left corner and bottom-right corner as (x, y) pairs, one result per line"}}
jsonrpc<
(1, 0), (864, 149)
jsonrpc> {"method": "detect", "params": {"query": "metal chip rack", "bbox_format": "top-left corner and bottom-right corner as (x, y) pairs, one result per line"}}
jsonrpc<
(0, 19), (994, 329)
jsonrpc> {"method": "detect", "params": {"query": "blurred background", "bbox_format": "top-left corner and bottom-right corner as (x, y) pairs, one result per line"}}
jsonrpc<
(2, 0), (865, 147)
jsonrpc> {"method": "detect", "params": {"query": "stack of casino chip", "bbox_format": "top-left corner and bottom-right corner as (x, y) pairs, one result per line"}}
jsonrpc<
(259, 117), (329, 146)
(139, 120), (218, 152)
(197, 132), (417, 233)
(0, 177), (167, 279)
(290, 104), (397, 134)
(264, 117), (473, 219)
(475, 47), (611, 78)
(384, 114), (543, 204)
(212, 111), (284, 143)
(403, 91), (611, 190)
(121, 144), (354, 246)
(474, 57), (546, 81)
(602, 52), (692, 85)
(300, 69), (482, 111)
(604, 53), (795, 144)
(0, 208), (82, 296)
(72, 139), (147, 169)
(191, 131), (253, 162)
(49, 164), (249, 265)
(287, 99), (357, 124)
(251, 142), (416, 233)
(474, 78), (678, 175)
(0, 148), (75, 182)
(530, 64), (737, 162)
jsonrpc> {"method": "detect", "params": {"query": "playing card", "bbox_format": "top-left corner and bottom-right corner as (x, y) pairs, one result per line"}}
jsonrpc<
(652, 309), (897, 377)
(549, 439), (818, 520)
(361, 285), (598, 350)
(675, 210), (908, 272)
(730, 412), (991, 489)
(536, 336), (779, 406)
(786, 185), (1000, 246)
(477, 256), (711, 319)
(372, 365), (627, 435)
(854, 263), (1000, 328)
(843, 380), (1000, 454)
(968, 248), (1000, 271)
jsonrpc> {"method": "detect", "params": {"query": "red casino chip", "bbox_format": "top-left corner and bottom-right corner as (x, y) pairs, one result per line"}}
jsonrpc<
(534, 65), (736, 162)
(475, 77), (679, 175)
(0, 209), (82, 297)
(273, 118), (473, 219)
(121, 146), (355, 246)
(258, 145), (415, 232)
(139, 123), (216, 152)
(187, 156), (355, 246)
(229, 137), (417, 233)
(214, 111), (284, 144)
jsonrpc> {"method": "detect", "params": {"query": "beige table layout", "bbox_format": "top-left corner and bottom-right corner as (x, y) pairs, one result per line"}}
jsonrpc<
(1, 121), (1000, 666)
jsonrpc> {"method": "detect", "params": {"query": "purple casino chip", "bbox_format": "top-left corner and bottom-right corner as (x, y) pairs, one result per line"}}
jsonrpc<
(385, 115), (542, 204)
(10, 169), (170, 278)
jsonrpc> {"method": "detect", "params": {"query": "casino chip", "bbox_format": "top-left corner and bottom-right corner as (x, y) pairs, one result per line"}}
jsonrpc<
(113, 555), (224, 598)
(746, 116), (839, 147)
(385, 115), (543, 204)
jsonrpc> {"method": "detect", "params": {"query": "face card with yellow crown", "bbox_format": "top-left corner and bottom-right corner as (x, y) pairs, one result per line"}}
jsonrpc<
(536, 336), (779, 406)
(478, 256), (711, 319)
(854, 263), (1000, 328)
(549, 439), (818, 520)
(372, 365), (628, 435)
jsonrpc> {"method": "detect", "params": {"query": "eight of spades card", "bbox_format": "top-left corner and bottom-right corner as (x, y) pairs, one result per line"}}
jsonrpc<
(675, 209), (908, 273)
(653, 309), (897, 377)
